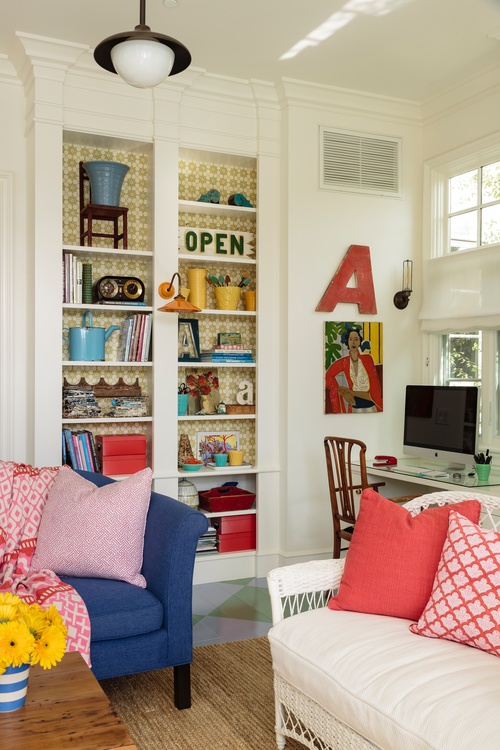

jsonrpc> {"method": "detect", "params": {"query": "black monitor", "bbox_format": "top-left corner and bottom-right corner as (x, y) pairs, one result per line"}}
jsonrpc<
(403, 384), (479, 470)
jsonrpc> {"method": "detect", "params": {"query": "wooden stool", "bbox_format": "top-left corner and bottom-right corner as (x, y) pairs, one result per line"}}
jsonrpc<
(79, 162), (128, 249)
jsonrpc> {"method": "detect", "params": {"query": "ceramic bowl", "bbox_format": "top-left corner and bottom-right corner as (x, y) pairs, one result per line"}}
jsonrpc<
(182, 463), (203, 472)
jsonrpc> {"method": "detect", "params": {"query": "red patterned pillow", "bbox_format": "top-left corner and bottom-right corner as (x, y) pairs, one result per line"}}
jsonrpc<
(410, 510), (500, 656)
(31, 466), (152, 587)
(328, 490), (481, 621)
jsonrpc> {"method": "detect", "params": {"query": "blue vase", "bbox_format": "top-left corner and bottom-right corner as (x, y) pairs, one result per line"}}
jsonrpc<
(83, 161), (130, 206)
(178, 393), (189, 416)
(0, 663), (30, 712)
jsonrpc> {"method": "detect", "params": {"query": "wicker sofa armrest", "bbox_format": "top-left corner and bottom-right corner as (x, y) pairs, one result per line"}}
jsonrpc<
(267, 558), (345, 625)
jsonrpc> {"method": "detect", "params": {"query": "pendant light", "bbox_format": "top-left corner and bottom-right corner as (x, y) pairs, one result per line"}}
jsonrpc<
(94, 0), (191, 89)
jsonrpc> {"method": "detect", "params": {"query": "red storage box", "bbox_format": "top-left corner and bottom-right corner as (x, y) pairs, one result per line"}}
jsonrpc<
(198, 486), (256, 512)
(95, 434), (147, 476)
(213, 514), (256, 534)
(216, 530), (256, 553)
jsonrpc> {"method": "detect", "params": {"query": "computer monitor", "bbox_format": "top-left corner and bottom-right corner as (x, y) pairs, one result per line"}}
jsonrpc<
(403, 384), (479, 470)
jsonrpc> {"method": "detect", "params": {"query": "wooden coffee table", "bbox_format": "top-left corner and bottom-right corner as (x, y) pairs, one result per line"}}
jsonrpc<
(0, 651), (137, 749)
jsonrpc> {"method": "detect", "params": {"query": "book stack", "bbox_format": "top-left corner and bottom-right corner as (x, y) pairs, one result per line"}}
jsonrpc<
(211, 344), (254, 363)
(196, 524), (217, 554)
(200, 349), (215, 362)
(107, 397), (148, 418)
(62, 385), (101, 418)
(62, 428), (100, 472)
(63, 252), (83, 304)
(117, 314), (153, 362)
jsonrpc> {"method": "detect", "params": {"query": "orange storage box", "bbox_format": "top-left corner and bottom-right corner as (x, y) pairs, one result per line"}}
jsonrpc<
(198, 486), (256, 513)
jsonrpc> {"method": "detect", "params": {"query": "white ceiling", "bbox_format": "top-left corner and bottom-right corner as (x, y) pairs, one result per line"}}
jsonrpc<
(2, 0), (500, 102)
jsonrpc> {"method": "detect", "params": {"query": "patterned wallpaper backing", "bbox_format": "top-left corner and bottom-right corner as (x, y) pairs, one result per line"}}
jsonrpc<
(62, 147), (257, 467)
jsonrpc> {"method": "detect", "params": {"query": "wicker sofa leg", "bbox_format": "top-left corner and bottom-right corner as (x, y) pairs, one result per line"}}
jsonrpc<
(174, 664), (191, 710)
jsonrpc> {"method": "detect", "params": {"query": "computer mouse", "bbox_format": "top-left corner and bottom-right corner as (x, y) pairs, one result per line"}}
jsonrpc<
(452, 472), (462, 479)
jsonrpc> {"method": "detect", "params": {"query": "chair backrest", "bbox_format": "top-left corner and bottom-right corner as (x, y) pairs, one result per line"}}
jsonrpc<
(324, 436), (373, 557)
(404, 490), (500, 531)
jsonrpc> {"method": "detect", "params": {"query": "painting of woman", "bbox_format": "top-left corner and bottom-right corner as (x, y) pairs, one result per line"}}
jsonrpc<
(325, 324), (383, 414)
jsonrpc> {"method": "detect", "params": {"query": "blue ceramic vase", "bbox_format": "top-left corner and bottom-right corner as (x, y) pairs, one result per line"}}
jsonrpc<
(0, 663), (30, 712)
(83, 161), (130, 206)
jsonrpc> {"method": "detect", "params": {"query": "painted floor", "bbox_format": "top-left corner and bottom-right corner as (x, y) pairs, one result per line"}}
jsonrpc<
(192, 577), (272, 646)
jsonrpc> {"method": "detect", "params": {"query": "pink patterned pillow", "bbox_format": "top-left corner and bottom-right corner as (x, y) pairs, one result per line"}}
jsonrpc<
(410, 510), (500, 657)
(31, 466), (152, 587)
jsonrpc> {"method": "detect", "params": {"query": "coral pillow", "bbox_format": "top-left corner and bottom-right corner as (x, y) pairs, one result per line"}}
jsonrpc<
(410, 510), (500, 656)
(328, 490), (481, 621)
(31, 466), (152, 587)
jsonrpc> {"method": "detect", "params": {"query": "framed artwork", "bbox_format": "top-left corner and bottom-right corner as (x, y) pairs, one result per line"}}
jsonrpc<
(324, 321), (383, 414)
(196, 431), (240, 462)
(178, 318), (200, 362)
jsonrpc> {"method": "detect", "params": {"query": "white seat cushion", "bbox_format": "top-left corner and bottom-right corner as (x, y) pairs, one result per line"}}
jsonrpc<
(269, 608), (500, 750)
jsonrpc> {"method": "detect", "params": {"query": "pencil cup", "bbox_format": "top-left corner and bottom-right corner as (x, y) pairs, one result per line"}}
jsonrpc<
(214, 286), (241, 311)
(475, 463), (491, 481)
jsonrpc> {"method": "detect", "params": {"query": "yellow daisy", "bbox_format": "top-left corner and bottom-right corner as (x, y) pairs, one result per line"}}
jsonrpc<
(18, 601), (48, 638)
(44, 604), (67, 633)
(0, 621), (35, 667)
(0, 592), (21, 623)
(31, 625), (67, 669)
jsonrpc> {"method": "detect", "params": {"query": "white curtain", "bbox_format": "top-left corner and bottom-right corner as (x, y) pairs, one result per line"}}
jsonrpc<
(419, 244), (500, 333)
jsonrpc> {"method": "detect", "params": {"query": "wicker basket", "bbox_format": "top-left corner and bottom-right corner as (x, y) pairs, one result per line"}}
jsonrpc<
(225, 404), (255, 414)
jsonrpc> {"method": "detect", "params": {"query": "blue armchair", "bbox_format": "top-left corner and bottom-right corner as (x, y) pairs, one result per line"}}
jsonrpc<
(60, 470), (208, 709)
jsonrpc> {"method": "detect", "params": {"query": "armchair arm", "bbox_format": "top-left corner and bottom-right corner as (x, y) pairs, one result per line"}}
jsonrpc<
(142, 491), (208, 662)
(267, 558), (345, 626)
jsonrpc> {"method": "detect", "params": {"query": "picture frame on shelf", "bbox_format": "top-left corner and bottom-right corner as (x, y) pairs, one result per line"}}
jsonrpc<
(196, 431), (240, 462)
(178, 318), (200, 362)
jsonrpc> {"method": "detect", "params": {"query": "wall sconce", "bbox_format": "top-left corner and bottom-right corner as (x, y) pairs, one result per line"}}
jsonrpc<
(393, 259), (413, 310)
(94, 0), (191, 89)
(157, 273), (201, 313)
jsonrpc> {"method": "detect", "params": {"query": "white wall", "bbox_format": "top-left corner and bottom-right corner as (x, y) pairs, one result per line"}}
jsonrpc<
(0, 75), (28, 462)
(280, 84), (424, 558)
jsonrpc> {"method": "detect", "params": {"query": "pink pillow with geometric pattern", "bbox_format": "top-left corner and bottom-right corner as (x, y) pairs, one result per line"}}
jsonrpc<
(31, 466), (152, 587)
(410, 510), (500, 657)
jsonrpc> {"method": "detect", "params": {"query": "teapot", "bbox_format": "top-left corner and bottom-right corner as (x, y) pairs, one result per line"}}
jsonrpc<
(63, 311), (120, 361)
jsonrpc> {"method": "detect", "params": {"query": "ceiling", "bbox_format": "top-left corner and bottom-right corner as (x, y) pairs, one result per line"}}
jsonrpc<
(2, 0), (500, 102)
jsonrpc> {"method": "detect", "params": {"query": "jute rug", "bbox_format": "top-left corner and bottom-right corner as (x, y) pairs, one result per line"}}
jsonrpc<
(100, 636), (305, 750)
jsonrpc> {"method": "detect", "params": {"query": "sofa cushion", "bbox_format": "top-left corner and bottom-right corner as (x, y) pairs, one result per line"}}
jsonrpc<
(61, 576), (163, 642)
(269, 607), (500, 750)
(32, 466), (152, 587)
(410, 510), (500, 656)
(328, 490), (481, 621)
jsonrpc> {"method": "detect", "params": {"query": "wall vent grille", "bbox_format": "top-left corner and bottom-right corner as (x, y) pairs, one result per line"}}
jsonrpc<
(320, 127), (402, 198)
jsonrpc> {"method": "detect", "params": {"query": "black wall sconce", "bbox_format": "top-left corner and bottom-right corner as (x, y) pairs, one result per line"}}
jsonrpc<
(393, 259), (413, 309)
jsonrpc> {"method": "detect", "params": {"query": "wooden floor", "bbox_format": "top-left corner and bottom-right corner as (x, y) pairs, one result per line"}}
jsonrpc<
(0, 652), (137, 750)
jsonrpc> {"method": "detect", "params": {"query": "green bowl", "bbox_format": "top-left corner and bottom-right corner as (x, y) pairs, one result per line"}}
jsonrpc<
(182, 463), (203, 472)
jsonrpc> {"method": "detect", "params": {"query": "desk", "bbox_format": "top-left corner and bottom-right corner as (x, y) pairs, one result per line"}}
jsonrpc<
(0, 651), (137, 750)
(361, 457), (500, 496)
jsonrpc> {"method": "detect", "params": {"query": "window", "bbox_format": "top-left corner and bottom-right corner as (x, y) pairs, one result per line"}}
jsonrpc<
(424, 140), (500, 452)
(448, 160), (500, 252)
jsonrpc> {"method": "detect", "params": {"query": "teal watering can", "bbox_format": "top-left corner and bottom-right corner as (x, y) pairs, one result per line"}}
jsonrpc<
(63, 311), (120, 361)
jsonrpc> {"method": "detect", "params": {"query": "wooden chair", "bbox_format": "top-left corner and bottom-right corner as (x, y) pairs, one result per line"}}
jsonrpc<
(79, 162), (128, 248)
(324, 436), (385, 558)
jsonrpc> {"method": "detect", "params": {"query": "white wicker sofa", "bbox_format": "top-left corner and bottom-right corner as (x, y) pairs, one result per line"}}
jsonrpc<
(267, 491), (500, 750)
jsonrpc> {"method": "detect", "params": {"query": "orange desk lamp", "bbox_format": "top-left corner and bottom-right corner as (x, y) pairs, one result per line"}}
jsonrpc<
(157, 272), (201, 313)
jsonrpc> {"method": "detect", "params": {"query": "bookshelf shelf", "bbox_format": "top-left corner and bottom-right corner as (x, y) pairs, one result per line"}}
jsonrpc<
(62, 361), (153, 367)
(62, 417), (153, 424)
(178, 199), (256, 217)
(177, 253), (255, 266)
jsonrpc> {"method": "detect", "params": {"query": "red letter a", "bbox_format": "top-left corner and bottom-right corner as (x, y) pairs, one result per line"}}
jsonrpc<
(315, 245), (377, 314)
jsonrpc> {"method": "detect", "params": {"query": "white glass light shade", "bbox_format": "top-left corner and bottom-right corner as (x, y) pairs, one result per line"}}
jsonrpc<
(110, 38), (175, 88)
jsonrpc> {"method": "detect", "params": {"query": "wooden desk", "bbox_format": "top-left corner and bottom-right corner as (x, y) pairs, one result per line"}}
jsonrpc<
(0, 652), (137, 750)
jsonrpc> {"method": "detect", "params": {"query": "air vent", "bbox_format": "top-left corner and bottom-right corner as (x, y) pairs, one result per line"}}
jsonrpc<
(320, 127), (402, 198)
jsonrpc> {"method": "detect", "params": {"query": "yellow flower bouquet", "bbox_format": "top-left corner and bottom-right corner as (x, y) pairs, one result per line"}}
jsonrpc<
(0, 592), (67, 672)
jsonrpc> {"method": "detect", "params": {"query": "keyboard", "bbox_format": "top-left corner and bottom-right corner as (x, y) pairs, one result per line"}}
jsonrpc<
(388, 466), (449, 478)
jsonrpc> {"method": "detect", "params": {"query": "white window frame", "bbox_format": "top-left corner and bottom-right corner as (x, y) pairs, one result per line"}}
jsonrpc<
(424, 134), (500, 454)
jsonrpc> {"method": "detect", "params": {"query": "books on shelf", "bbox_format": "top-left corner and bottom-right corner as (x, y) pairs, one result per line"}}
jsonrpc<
(63, 252), (83, 304)
(117, 314), (152, 362)
(62, 428), (100, 472)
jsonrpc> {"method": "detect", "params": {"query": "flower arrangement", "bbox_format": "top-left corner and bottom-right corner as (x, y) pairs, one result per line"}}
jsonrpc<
(0, 592), (67, 672)
(186, 371), (219, 396)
